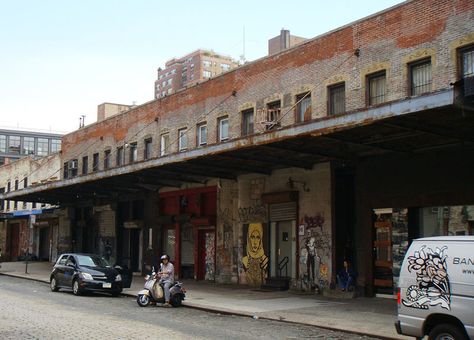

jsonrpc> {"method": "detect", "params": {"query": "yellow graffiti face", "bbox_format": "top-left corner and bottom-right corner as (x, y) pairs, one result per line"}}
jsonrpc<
(249, 230), (261, 252)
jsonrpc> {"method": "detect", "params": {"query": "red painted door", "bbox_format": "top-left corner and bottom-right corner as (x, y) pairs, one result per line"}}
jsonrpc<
(197, 229), (215, 281)
(10, 224), (20, 260)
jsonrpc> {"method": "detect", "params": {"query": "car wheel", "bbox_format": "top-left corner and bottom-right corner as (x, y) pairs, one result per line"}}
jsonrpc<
(428, 323), (467, 340)
(137, 294), (150, 307)
(72, 279), (82, 296)
(50, 276), (59, 292)
(171, 294), (183, 307)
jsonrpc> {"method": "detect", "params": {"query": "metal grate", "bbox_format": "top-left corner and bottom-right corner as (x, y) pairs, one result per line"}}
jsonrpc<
(269, 202), (297, 221)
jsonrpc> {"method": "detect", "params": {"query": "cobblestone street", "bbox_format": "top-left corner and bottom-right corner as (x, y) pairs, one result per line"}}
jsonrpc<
(0, 276), (379, 339)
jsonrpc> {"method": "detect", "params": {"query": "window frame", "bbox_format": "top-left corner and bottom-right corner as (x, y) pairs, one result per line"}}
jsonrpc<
(197, 123), (207, 147)
(459, 44), (474, 78)
(37, 138), (49, 156)
(22, 137), (35, 155)
(144, 138), (152, 160)
(178, 128), (188, 152)
(0, 135), (6, 153)
(129, 142), (138, 163)
(82, 156), (88, 175)
(409, 57), (432, 96)
(366, 71), (387, 106)
(295, 92), (312, 123)
(241, 108), (254, 136)
(218, 116), (229, 141)
(116, 146), (124, 166)
(8, 135), (21, 154)
(104, 150), (111, 169)
(92, 153), (99, 172)
(51, 139), (61, 153)
(160, 133), (170, 156)
(328, 82), (346, 115)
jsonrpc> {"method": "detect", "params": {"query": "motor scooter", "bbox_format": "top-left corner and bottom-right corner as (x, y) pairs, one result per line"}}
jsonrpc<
(136, 267), (186, 307)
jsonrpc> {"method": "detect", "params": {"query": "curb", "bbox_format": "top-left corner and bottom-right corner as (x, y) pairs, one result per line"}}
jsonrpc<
(0, 272), (400, 340)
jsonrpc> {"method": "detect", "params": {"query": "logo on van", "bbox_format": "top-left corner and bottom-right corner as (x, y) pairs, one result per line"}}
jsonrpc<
(402, 246), (451, 310)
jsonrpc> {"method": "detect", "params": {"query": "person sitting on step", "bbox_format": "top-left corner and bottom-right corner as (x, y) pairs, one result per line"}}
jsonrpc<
(337, 260), (357, 292)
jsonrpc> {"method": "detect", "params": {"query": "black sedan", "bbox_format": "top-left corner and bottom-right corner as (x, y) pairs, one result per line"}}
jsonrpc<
(50, 253), (128, 296)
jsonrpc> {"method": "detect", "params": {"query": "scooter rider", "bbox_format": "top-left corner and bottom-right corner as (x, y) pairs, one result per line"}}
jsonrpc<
(158, 254), (174, 307)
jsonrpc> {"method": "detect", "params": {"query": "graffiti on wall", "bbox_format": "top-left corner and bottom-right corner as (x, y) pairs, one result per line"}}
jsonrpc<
(299, 213), (331, 291)
(204, 231), (216, 280)
(238, 204), (267, 223)
(242, 223), (269, 285)
(216, 207), (235, 277)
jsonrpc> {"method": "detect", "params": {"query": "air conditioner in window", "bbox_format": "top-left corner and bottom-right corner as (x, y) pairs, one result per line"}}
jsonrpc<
(68, 159), (78, 169)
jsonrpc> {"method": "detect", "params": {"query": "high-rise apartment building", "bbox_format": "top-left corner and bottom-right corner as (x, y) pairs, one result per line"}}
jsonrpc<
(154, 49), (238, 99)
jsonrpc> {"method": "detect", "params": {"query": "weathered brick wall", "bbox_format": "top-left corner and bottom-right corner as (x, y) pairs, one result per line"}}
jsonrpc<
(0, 154), (60, 211)
(61, 0), (474, 174)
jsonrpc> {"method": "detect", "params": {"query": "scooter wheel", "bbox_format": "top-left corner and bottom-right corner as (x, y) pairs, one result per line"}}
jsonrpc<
(137, 294), (150, 307)
(171, 294), (183, 307)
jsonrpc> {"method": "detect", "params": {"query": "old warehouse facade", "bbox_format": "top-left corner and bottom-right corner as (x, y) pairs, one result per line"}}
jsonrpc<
(2, 0), (474, 296)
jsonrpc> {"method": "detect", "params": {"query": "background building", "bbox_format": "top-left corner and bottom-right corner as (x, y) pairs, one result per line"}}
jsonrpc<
(0, 153), (62, 262)
(97, 103), (133, 122)
(0, 128), (62, 166)
(268, 29), (307, 55)
(154, 49), (238, 99)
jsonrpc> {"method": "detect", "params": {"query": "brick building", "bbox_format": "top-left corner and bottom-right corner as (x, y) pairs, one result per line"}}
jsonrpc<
(3, 0), (474, 296)
(0, 153), (65, 262)
(154, 49), (238, 99)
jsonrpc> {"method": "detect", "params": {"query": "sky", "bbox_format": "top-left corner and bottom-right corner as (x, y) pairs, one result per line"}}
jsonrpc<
(0, 0), (403, 134)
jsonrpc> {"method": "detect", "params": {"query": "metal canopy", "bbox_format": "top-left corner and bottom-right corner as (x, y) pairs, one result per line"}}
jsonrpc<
(3, 90), (474, 205)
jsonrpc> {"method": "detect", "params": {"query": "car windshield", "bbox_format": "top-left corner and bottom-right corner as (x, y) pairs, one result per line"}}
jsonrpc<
(76, 255), (111, 268)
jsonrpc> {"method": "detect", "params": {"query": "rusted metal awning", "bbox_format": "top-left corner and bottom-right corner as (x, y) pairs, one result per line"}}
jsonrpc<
(2, 89), (473, 205)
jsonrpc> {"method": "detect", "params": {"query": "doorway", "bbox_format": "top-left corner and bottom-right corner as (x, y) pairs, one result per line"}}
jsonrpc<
(122, 228), (142, 273)
(9, 223), (20, 260)
(270, 220), (296, 278)
(129, 228), (141, 272)
(197, 229), (215, 281)
(335, 167), (355, 271)
(39, 227), (50, 261)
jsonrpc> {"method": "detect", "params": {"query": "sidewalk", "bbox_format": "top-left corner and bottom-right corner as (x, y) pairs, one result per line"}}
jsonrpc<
(0, 261), (409, 339)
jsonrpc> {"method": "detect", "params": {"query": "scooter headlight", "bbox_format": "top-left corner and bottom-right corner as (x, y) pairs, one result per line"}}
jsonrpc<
(115, 274), (122, 282)
(81, 272), (93, 280)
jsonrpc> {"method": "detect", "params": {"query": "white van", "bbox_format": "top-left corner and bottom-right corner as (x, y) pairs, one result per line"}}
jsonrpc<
(396, 236), (474, 339)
